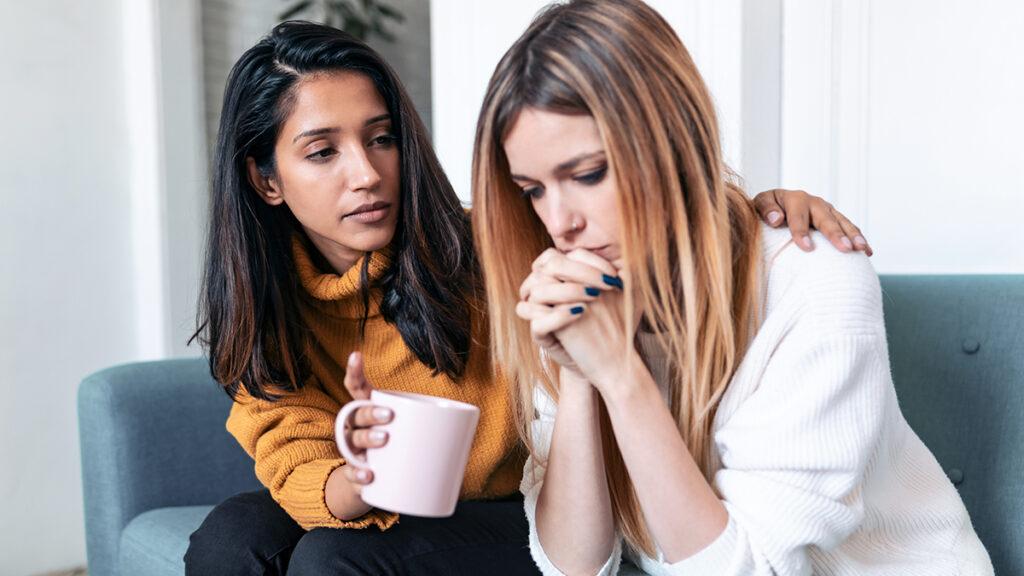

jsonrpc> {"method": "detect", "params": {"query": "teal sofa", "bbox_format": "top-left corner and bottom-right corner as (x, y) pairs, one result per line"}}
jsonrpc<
(78, 275), (1024, 575)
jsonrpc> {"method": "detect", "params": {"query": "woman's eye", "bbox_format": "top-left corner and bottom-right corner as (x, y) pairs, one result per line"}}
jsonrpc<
(370, 134), (397, 147)
(520, 186), (543, 200)
(575, 165), (607, 185)
(306, 148), (336, 161)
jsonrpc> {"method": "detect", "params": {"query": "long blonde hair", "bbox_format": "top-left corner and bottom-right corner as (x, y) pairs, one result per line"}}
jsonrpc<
(472, 0), (762, 555)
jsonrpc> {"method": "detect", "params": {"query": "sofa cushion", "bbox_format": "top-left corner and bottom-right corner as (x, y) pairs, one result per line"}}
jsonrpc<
(117, 504), (642, 575)
(119, 506), (212, 576)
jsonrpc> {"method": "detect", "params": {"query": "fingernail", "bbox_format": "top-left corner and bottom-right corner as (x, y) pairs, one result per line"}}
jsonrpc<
(348, 352), (358, 365)
(768, 211), (782, 225)
(357, 469), (369, 481)
(601, 274), (623, 289)
(584, 286), (600, 297)
(370, 430), (386, 442)
(841, 237), (853, 250)
(373, 407), (392, 421)
(854, 235), (867, 247)
(570, 306), (585, 315)
(801, 235), (813, 249)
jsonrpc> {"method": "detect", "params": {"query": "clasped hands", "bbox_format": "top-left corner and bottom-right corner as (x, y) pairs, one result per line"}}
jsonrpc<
(516, 247), (642, 396)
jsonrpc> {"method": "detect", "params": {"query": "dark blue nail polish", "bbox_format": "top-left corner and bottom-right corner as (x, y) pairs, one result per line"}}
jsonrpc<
(570, 306), (585, 315)
(584, 286), (600, 297)
(602, 274), (624, 289)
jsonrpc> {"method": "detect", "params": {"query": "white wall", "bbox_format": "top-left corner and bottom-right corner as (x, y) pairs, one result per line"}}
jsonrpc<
(159, 0), (213, 359)
(432, 0), (1024, 273)
(0, 0), (206, 573)
(773, 0), (1024, 273)
(1, 0), (136, 573)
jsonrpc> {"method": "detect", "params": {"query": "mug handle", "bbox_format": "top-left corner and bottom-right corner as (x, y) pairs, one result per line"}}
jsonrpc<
(335, 399), (374, 470)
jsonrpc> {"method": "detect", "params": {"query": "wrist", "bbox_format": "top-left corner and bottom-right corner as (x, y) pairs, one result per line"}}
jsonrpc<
(326, 465), (372, 521)
(594, 351), (656, 404)
(557, 368), (596, 401)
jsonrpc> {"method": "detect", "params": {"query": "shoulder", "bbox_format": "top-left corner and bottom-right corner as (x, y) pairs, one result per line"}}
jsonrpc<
(759, 224), (884, 333)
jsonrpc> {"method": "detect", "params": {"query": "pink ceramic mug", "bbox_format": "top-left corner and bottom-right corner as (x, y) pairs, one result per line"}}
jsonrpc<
(335, 390), (480, 517)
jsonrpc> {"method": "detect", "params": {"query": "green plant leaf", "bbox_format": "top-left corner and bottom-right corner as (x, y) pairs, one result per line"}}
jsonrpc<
(276, 0), (405, 42)
(377, 4), (404, 23)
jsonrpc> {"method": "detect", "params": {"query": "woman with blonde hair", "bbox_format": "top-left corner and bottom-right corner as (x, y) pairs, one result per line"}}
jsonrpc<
(472, 1), (993, 574)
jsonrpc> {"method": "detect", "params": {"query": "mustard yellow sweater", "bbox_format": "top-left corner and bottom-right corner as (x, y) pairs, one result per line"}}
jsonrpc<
(226, 237), (524, 531)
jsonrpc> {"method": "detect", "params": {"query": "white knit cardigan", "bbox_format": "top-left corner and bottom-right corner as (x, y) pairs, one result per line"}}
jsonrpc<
(521, 225), (993, 576)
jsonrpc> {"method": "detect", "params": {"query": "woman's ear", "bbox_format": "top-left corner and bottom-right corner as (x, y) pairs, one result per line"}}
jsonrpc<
(246, 157), (284, 206)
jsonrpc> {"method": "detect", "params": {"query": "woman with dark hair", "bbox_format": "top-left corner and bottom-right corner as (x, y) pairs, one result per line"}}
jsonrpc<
(184, 19), (868, 576)
(183, 21), (535, 575)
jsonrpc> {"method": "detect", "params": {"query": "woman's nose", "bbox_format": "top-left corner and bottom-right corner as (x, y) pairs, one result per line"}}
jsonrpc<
(343, 146), (382, 192)
(542, 195), (583, 239)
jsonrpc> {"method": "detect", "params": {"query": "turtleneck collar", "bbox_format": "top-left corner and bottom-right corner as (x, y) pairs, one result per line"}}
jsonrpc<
(291, 234), (393, 319)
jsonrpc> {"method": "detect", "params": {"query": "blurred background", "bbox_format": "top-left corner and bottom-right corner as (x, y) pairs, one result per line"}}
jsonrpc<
(1, 0), (1021, 574)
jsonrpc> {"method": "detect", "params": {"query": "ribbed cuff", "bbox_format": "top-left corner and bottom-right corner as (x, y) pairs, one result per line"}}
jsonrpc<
(280, 458), (400, 531)
(662, 510), (741, 574)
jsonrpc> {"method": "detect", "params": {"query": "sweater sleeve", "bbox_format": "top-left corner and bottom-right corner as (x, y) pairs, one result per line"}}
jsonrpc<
(227, 382), (399, 531)
(655, 329), (893, 576)
(521, 386), (623, 576)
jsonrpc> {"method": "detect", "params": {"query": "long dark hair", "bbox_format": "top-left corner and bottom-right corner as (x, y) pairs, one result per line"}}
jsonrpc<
(192, 21), (478, 400)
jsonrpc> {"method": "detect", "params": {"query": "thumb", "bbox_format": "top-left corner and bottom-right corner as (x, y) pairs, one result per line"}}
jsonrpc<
(344, 352), (373, 400)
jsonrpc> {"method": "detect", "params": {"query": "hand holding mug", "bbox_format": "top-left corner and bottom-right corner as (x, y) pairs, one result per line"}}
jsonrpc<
(338, 351), (393, 492)
(335, 357), (481, 517)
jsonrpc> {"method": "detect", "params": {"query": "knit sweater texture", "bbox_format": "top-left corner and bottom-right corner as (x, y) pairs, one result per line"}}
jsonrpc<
(226, 236), (524, 531)
(523, 224), (993, 576)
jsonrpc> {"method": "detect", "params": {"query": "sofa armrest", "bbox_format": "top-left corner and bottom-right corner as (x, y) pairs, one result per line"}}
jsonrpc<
(78, 357), (260, 576)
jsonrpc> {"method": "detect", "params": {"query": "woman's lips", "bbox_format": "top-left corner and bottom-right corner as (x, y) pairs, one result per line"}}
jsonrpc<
(344, 201), (392, 224)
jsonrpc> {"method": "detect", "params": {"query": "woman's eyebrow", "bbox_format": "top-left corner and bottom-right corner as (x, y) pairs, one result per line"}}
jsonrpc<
(291, 114), (390, 144)
(364, 113), (391, 127)
(292, 127), (338, 144)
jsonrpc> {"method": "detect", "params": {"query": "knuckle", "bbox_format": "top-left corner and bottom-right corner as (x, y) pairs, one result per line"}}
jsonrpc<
(535, 248), (559, 268)
(353, 407), (369, 423)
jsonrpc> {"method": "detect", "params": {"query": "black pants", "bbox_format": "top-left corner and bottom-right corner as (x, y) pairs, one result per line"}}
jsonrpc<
(184, 489), (540, 576)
